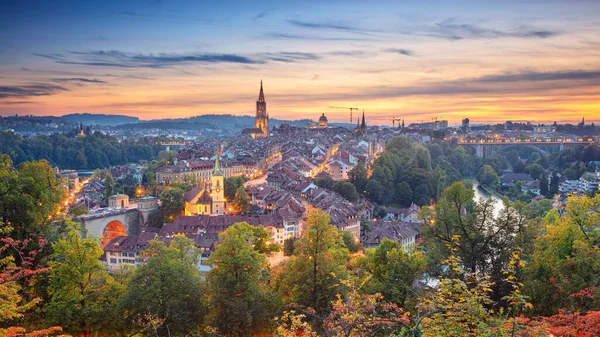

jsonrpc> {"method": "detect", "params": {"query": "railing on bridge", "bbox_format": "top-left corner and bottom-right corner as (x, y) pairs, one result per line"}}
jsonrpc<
(457, 137), (596, 145)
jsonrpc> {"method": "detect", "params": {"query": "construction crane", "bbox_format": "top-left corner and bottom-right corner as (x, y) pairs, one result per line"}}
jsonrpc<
(391, 118), (403, 128)
(328, 106), (359, 124)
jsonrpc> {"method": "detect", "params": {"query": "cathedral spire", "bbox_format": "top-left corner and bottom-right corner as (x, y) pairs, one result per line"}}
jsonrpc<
(361, 110), (366, 128)
(258, 79), (265, 103)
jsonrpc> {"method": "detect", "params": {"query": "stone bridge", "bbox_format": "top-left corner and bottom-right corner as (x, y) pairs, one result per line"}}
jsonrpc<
(457, 138), (596, 158)
(79, 209), (142, 248)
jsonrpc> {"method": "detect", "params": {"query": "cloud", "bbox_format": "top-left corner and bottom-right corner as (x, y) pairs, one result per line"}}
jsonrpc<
(104, 73), (155, 80)
(32, 53), (65, 61)
(0, 101), (36, 105)
(382, 48), (414, 56)
(34, 50), (327, 68)
(328, 50), (372, 57)
(267, 32), (368, 41)
(403, 18), (559, 40)
(253, 8), (275, 21)
(287, 19), (380, 36)
(52, 77), (107, 84)
(0, 83), (67, 99)
(263, 52), (320, 63)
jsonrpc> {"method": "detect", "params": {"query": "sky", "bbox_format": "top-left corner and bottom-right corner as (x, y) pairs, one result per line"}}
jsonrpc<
(1, 0), (599, 125)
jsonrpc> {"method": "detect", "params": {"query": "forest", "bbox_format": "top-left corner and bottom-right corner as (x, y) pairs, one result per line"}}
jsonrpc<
(0, 131), (160, 170)
(2, 151), (600, 337)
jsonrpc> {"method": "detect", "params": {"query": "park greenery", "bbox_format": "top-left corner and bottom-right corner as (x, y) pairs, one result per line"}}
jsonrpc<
(3, 136), (600, 336)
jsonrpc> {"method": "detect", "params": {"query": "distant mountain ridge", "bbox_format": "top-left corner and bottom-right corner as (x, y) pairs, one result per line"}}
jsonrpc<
(60, 113), (140, 125)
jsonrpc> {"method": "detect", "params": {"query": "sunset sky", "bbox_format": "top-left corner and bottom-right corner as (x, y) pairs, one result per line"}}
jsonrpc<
(1, 0), (599, 125)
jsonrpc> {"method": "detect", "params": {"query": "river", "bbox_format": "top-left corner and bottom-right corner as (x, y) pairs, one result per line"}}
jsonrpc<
(472, 181), (505, 218)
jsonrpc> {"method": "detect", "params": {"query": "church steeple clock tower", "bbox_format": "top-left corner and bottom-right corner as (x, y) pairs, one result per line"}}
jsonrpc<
(210, 142), (225, 215)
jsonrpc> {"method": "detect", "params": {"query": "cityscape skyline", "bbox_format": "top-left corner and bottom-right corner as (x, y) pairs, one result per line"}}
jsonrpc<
(1, 0), (599, 124)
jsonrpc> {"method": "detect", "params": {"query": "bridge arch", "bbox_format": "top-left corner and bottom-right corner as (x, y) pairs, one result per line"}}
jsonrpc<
(101, 220), (127, 248)
(490, 144), (549, 158)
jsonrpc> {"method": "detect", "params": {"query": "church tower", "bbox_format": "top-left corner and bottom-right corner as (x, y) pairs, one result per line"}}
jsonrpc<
(255, 80), (269, 138)
(210, 143), (225, 215)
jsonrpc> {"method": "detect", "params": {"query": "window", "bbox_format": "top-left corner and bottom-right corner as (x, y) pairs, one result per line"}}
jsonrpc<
(110, 258), (117, 264)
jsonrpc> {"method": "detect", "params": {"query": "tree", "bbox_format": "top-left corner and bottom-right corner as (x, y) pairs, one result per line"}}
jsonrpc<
(477, 164), (499, 188)
(315, 174), (334, 190)
(276, 209), (349, 321)
(341, 230), (360, 253)
(159, 187), (184, 222)
(512, 161), (526, 173)
(208, 223), (280, 336)
(394, 181), (413, 206)
(364, 239), (426, 306)
(104, 172), (114, 201)
(413, 184), (431, 206)
(549, 171), (560, 196)
(365, 180), (385, 204)
(120, 236), (208, 336)
(523, 194), (600, 315)
(283, 237), (297, 257)
(231, 185), (250, 214)
(224, 176), (246, 201)
(415, 238), (499, 337)
(524, 163), (545, 180)
(539, 174), (549, 197)
(332, 181), (360, 202)
(349, 161), (368, 193)
(46, 228), (124, 337)
(420, 181), (528, 294)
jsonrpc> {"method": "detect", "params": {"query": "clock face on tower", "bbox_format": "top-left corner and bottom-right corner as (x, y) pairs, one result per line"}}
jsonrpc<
(215, 187), (221, 193)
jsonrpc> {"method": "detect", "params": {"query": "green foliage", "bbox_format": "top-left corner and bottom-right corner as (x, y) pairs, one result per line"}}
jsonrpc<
(283, 237), (297, 257)
(276, 209), (349, 319)
(0, 155), (64, 241)
(331, 181), (360, 202)
(46, 229), (124, 336)
(120, 236), (208, 336)
(208, 223), (280, 335)
(104, 172), (114, 201)
(477, 164), (499, 188)
(421, 182), (530, 304)
(417, 238), (500, 337)
(224, 176), (246, 201)
(232, 185), (250, 214)
(523, 194), (600, 315)
(315, 174), (334, 190)
(348, 161), (368, 193)
(394, 181), (413, 207)
(364, 136), (477, 207)
(524, 163), (545, 180)
(364, 239), (426, 306)
(0, 130), (158, 169)
(159, 187), (184, 222)
(341, 230), (360, 253)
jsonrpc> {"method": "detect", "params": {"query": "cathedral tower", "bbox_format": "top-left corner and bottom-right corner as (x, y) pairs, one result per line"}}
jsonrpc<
(255, 80), (269, 138)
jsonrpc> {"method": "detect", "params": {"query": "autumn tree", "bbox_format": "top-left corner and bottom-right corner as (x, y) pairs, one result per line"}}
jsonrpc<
(276, 209), (349, 321)
(523, 194), (600, 315)
(207, 222), (280, 336)
(120, 236), (208, 336)
(415, 238), (500, 337)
